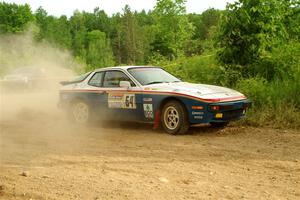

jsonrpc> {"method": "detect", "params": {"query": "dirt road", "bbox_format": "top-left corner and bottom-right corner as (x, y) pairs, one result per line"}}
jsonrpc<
(0, 92), (299, 200)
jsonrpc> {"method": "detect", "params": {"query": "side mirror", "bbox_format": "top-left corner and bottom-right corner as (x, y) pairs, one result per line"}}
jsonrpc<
(119, 81), (131, 89)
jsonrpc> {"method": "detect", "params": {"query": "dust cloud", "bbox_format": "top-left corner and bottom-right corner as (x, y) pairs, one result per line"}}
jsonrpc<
(0, 29), (90, 160)
(0, 29), (78, 121)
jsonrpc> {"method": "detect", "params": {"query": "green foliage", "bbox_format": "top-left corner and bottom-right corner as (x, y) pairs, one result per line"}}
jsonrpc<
(34, 7), (48, 40)
(69, 11), (88, 58)
(285, 1), (300, 40)
(236, 76), (300, 129)
(87, 8), (111, 35)
(0, 2), (33, 33)
(109, 7), (153, 65)
(48, 16), (72, 49)
(186, 9), (221, 56)
(231, 41), (300, 129)
(152, 0), (194, 58)
(110, 13), (122, 64)
(189, 8), (221, 40)
(86, 30), (114, 69)
(0, 1), (219, 67)
(120, 5), (144, 64)
(149, 53), (221, 84)
(217, 0), (291, 66)
(35, 8), (72, 49)
(250, 42), (300, 81)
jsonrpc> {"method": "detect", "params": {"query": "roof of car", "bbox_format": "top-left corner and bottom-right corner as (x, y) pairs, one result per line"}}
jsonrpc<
(94, 66), (158, 72)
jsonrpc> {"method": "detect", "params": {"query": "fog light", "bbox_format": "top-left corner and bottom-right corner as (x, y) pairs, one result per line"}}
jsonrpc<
(210, 105), (220, 111)
(215, 113), (223, 118)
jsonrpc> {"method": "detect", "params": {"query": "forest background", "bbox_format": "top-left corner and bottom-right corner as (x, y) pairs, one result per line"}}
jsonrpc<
(0, 0), (299, 128)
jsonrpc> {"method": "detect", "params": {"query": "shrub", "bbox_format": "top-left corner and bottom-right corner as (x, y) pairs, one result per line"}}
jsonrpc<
(149, 53), (221, 84)
(236, 77), (300, 129)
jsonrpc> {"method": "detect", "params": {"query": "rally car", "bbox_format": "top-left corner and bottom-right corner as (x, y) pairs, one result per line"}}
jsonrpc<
(58, 66), (251, 135)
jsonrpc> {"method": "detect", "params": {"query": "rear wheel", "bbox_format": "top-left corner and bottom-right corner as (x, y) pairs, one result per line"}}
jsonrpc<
(210, 122), (229, 128)
(70, 100), (91, 124)
(161, 100), (189, 135)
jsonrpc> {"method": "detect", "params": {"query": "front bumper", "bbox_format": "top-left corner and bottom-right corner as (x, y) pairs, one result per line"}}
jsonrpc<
(190, 99), (251, 124)
(209, 99), (251, 122)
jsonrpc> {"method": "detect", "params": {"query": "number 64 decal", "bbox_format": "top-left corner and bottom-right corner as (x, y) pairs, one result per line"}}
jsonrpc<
(123, 94), (136, 109)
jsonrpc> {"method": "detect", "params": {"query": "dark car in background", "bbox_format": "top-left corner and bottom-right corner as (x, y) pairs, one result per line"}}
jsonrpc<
(2, 67), (46, 90)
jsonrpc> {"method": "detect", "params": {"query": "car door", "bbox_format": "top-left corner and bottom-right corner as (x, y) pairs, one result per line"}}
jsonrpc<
(101, 70), (142, 121)
(86, 71), (109, 119)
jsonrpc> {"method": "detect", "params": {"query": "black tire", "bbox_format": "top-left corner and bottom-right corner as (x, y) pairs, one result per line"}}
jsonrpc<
(69, 100), (91, 125)
(161, 100), (190, 135)
(210, 122), (229, 128)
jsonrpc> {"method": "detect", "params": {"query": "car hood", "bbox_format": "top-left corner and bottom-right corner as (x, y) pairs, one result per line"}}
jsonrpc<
(142, 82), (246, 102)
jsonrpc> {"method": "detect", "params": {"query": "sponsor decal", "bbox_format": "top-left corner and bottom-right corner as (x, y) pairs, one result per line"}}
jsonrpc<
(108, 93), (136, 109)
(143, 97), (152, 102)
(192, 111), (204, 115)
(143, 104), (154, 119)
(194, 116), (203, 119)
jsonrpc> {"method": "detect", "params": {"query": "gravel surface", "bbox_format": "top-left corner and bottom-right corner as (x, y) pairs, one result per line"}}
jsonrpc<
(0, 92), (299, 200)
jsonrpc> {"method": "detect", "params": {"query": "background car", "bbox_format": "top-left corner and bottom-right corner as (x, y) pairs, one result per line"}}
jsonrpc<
(59, 66), (251, 135)
(2, 67), (46, 90)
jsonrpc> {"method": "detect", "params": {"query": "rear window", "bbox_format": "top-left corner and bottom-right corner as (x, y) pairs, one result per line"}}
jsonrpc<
(88, 72), (104, 87)
(72, 72), (92, 82)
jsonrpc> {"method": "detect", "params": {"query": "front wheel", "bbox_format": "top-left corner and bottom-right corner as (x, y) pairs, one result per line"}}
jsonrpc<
(161, 100), (190, 135)
(70, 100), (91, 124)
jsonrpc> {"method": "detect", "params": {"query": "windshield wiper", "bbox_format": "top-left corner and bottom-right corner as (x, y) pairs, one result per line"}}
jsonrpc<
(146, 81), (165, 85)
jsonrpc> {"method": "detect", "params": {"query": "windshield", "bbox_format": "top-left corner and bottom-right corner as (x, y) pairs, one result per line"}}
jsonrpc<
(128, 67), (180, 85)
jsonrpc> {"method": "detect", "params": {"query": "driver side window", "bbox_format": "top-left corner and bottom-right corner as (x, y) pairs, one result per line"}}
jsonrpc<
(103, 71), (135, 87)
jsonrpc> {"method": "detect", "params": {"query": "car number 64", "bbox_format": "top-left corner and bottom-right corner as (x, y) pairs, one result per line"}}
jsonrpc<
(124, 94), (136, 109)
